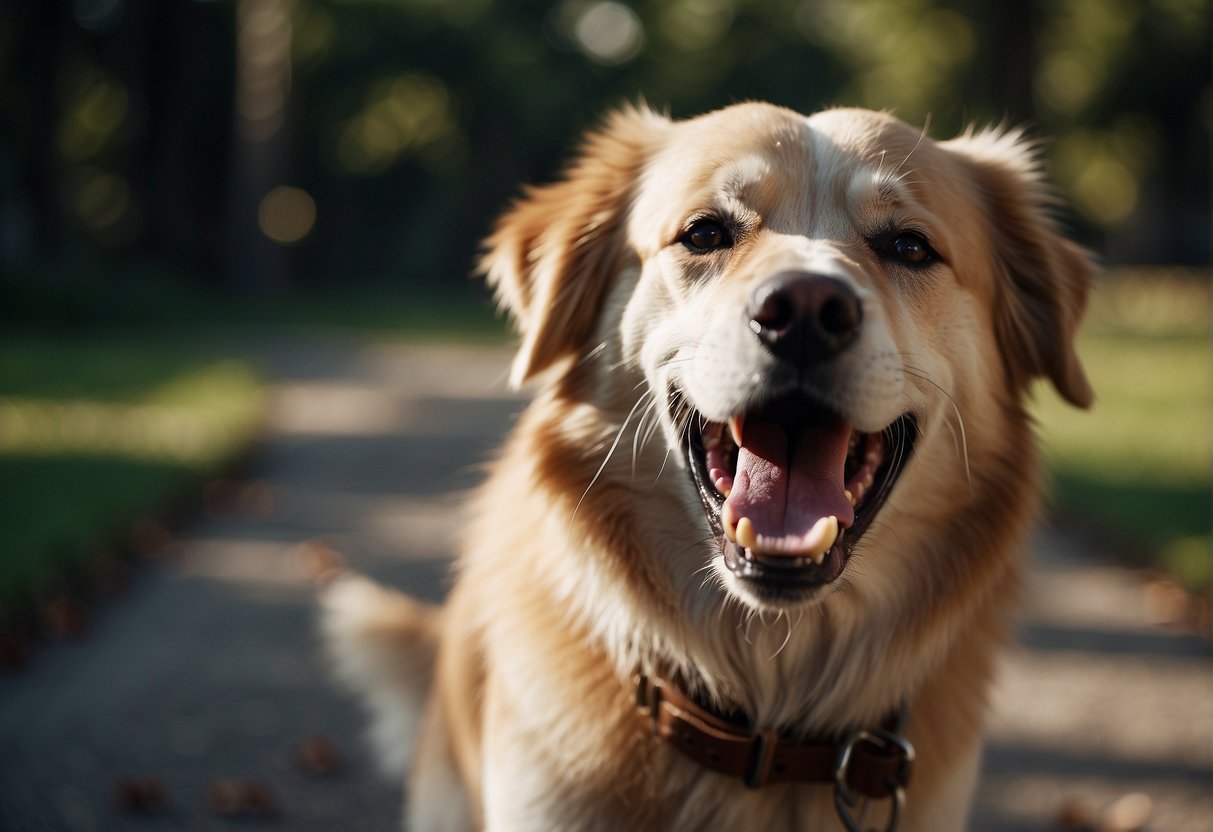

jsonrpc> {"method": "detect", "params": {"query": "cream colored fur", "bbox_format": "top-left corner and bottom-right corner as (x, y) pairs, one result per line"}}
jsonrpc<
(322, 103), (1092, 831)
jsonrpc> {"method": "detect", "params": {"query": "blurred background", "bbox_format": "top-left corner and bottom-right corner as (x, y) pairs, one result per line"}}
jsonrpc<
(1, 0), (1208, 631)
(0, 1), (1210, 829)
(2, 0), (1209, 284)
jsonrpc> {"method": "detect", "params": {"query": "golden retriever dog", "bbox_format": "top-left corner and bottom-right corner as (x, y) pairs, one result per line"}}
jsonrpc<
(323, 102), (1093, 831)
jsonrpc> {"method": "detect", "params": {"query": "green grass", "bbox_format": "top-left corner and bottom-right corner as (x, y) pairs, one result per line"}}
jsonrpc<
(1032, 269), (1211, 591)
(0, 337), (264, 615)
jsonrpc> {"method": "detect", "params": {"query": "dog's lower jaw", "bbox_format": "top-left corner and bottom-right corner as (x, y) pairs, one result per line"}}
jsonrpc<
(717, 541), (842, 609)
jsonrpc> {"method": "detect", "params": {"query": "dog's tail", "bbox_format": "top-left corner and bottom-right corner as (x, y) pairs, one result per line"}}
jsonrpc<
(320, 572), (441, 777)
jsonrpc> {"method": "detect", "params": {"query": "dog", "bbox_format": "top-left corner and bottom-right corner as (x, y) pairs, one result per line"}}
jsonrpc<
(323, 102), (1093, 831)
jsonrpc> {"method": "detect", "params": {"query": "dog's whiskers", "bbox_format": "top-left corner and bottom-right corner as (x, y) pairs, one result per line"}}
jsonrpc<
(631, 394), (660, 478)
(576, 341), (609, 368)
(651, 447), (673, 487)
(904, 364), (974, 493)
(768, 609), (798, 661)
(742, 611), (757, 646)
(899, 116), (931, 173)
(639, 395), (668, 467)
(571, 392), (651, 524)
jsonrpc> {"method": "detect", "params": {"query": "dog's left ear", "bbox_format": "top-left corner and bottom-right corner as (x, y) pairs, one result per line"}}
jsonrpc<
(480, 105), (668, 388)
(945, 130), (1095, 409)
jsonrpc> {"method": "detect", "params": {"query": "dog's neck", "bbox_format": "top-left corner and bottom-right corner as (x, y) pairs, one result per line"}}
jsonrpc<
(632, 671), (915, 813)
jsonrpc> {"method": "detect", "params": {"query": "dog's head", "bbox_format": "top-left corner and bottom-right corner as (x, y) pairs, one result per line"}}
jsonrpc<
(482, 103), (1092, 614)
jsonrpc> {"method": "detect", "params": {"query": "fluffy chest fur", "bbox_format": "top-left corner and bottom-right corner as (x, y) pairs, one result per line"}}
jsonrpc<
(323, 101), (1093, 832)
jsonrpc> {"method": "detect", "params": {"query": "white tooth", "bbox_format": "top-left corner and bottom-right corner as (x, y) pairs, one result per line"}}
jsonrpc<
(866, 450), (881, 465)
(723, 505), (738, 541)
(845, 488), (856, 507)
(728, 417), (744, 447)
(714, 476), (733, 498)
(803, 516), (839, 564)
(735, 517), (758, 550)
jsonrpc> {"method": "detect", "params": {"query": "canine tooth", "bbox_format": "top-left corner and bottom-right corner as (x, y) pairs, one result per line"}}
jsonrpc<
(803, 516), (839, 564)
(728, 417), (744, 447)
(735, 517), (758, 550)
(723, 505), (738, 541)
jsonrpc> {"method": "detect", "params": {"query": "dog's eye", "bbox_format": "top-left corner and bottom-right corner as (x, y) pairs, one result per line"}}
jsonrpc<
(682, 220), (730, 253)
(889, 232), (936, 267)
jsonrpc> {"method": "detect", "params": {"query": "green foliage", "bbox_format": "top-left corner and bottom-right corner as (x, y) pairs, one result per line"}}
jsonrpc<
(1034, 270), (1211, 590)
(1, 0), (1205, 285)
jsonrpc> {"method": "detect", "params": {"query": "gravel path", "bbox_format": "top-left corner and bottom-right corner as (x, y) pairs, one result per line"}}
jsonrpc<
(1, 337), (1209, 831)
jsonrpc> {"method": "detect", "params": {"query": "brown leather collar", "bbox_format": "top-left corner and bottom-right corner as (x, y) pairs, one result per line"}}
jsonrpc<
(634, 674), (915, 828)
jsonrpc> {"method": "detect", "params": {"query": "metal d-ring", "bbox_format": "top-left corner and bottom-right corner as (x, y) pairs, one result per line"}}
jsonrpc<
(832, 728), (915, 832)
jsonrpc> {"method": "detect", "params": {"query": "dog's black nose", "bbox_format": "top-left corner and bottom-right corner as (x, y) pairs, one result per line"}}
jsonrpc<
(747, 272), (863, 363)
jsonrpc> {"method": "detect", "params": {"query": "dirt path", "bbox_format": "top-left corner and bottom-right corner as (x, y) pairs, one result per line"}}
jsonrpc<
(1, 337), (1208, 831)
(975, 530), (1213, 831)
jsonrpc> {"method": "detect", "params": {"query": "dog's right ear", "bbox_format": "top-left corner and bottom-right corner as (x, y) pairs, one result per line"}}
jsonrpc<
(479, 105), (668, 388)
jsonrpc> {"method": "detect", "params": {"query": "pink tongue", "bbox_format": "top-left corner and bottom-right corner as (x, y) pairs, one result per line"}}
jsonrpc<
(723, 419), (855, 554)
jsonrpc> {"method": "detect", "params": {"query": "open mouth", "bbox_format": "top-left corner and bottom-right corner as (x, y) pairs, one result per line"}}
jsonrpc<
(684, 393), (917, 599)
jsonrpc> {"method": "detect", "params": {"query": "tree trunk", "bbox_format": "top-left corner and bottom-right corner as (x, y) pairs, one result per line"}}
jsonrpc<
(24, 2), (68, 259)
(989, 0), (1035, 123)
(226, 0), (294, 296)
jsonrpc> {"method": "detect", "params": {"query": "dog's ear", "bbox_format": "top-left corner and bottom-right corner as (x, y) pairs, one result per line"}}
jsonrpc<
(945, 129), (1095, 409)
(480, 105), (668, 388)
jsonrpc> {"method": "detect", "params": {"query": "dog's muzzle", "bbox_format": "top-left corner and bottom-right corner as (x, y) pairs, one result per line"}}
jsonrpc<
(678, 271), (918, 601)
